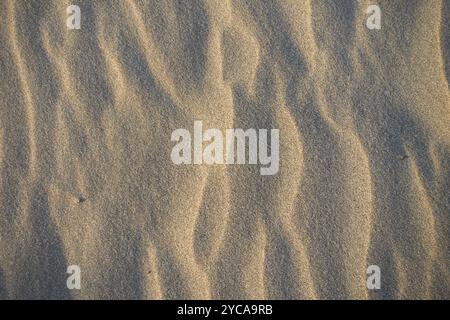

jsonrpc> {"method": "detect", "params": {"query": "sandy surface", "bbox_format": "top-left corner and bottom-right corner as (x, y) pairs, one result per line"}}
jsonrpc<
(0, 0), (449, 299)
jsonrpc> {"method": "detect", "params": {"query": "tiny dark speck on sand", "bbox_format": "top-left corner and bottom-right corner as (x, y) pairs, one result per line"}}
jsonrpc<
(79, 196), (86, 203)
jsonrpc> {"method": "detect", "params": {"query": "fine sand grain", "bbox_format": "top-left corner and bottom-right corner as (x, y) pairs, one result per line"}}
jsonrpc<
(0, 0), (449, 299)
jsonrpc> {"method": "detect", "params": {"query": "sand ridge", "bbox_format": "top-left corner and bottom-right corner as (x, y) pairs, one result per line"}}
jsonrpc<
(0, 0), (449, 299)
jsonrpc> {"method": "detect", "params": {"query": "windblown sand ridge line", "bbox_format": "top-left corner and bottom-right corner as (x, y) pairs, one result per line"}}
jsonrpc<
(0, 0), (448, 299)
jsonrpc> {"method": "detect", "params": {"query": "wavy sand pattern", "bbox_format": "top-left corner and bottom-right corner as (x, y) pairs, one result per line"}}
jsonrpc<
(0, 0), (449, 299)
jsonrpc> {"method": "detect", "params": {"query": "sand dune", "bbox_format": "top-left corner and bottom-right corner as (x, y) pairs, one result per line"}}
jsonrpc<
(0, 0), (448, 299)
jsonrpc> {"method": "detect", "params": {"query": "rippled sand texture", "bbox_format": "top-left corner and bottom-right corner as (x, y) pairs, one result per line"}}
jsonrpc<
(0, 0), (449, 299)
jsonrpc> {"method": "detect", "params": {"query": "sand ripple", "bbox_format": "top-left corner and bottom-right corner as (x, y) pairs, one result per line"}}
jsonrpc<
(0, 0), (448, 299)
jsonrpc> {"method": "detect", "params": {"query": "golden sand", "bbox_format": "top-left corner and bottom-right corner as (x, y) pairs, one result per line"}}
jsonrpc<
(0, 0), (448, 299)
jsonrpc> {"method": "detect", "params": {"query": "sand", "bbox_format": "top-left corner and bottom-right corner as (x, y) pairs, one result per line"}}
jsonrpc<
(0, 0), (448, 299)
